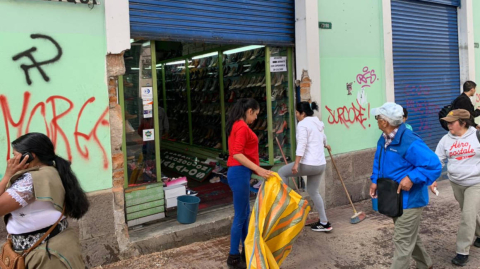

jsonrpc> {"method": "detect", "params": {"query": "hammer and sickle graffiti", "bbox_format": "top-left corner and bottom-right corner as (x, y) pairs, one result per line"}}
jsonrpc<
(12, 34), (63, 85)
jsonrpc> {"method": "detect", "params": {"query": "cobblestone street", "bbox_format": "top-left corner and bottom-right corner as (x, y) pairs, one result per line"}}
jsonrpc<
(96, 180), (480, 269)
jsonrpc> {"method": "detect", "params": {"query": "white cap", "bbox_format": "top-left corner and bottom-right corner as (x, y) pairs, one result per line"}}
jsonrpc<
(371, 102), (404, 121)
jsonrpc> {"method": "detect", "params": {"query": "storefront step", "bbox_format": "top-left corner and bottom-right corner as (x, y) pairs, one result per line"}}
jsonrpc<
(127, 192), (313, 257)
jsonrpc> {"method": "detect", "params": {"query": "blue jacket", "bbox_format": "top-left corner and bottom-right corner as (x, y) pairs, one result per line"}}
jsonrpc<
(371, 124), (442, 209)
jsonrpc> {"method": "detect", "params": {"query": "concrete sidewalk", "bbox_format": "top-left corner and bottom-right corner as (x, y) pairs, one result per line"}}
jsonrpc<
(96, 180), (480, 269)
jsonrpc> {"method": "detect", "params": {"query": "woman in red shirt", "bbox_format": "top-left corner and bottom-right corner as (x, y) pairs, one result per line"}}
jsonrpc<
(225, 98), (271, 269)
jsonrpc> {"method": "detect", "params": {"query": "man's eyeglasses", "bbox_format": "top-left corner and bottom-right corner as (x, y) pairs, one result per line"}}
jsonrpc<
(375, 115), (382, 120)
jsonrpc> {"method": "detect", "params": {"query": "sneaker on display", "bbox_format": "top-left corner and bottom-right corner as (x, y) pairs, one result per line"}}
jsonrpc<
(209, 177), (221, 183)
(310, 221), (333, 232)
(186, 189), (198, 196)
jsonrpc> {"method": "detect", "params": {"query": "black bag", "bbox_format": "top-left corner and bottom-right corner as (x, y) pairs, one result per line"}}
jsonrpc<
(439, 98), (459, 131)
(377, 178), (403, 218)
(376, 149), (403, 218)
(438, 103), (453, 131)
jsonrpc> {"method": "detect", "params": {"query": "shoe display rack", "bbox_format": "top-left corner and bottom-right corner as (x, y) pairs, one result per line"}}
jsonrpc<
(270, 47), (290, 164)
(163, 61), (190, 144)
(189, 55), (223, 150)
(222, 47), (270, 163)
(123, 45), (295, 172)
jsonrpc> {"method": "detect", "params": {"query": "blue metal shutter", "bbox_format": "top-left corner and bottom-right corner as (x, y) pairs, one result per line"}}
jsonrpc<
(392, 0), (460, 149)
(419, 0), (460, 6)
(129, 0), (295, 46)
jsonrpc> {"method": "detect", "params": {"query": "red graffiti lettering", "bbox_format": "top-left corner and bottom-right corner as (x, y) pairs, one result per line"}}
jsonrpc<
(325, 100), (370, 129)
(74, 97), (110, 169)
(356, 66), (377, 85)
(0, 92), (109, 169)
(47, 96), (74, 161)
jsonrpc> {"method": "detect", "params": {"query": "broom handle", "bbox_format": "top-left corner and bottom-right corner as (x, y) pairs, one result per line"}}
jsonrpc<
(328, 148), (358, 214)
(275, 136), (300, 193)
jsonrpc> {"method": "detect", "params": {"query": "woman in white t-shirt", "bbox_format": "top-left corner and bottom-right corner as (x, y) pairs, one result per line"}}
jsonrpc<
(278, 101), (332, 232)
(0, 133), (89, 268)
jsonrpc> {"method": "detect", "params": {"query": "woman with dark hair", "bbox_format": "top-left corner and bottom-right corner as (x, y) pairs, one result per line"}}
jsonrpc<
(278, 101), (332, 232)
(434, 109), (480, 267)
(0, 132), (88, 268)
(225, 98), (272, 269)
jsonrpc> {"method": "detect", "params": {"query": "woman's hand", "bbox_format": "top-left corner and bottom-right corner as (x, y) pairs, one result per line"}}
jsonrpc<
(325, 145), (331, 152)
(429, 181), (438, 195)
(291, 163), (299, 174)
(4, 155), (29, 180)
(256, 167), (272, 179)
(370, 183), (377, 198)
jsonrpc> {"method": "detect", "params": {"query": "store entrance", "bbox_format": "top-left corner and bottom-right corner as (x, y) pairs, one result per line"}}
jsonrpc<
(120, 41), (295, 226)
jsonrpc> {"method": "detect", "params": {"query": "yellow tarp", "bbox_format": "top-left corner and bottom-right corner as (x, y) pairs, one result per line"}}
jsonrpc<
(245, 172), (311, 269)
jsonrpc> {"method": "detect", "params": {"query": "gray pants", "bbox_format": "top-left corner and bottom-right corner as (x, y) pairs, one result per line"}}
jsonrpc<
(278, 163), (328, 223)
(450, 181), (480, 255)
(391, 208), (432, 269)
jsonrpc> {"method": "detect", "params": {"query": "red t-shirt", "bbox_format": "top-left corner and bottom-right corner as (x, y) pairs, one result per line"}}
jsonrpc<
(227, 120), (259, 167)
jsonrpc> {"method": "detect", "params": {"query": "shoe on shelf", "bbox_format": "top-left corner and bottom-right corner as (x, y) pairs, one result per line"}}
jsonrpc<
(310, 221), (332, 232)
(474, 237), (480, 248)
(451, 254), (469, 266)
(276, 120), (287, 134)
(227, 254), (246, 269)
(186, 189), (198, 196)
(275, 74), (284, 86)
(209, 176), (221, 183)
(270, 47), (280, 55)
(256, 76), (265, 87)
(279, 103), (288, 116)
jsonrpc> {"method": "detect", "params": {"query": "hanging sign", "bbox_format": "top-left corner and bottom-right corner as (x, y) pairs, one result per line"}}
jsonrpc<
(270, 56), (287, 72)
(141, 87), (153, 99)
(143, 129), (154, 141)
(42, 0), (100, 4)
(143, 98), (153, 105)
(143, 104), (153, 118)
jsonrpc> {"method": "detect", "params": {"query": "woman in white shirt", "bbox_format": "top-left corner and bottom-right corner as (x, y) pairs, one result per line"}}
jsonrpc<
(278, 101), (332, 232)
(0, 132), (89, 268)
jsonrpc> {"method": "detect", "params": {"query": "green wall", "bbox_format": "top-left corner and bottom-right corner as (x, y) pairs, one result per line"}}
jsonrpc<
(0, 0), (111, 192)
(318, 0), (386, 154)
(474, 0), (480, 105)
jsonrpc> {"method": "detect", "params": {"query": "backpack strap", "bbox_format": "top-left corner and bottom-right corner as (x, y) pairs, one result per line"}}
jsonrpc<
(476, 129), (480, 143)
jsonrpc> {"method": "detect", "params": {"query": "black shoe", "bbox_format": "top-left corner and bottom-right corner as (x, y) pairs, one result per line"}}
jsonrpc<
(227, 254), (246, 269)
(474, 237), (480, 248)
(451, 254), (468, 266)
(310, 221), (333, 232)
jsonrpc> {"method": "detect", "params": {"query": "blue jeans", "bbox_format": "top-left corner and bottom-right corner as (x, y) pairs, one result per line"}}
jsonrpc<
(227, 165), (252, 255)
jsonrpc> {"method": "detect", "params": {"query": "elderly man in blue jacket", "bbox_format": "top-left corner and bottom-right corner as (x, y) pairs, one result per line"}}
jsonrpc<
(370, 102), (442, 269)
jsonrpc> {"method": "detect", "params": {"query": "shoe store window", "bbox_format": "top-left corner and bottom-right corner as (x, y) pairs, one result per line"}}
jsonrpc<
(119, 41), (295, 227)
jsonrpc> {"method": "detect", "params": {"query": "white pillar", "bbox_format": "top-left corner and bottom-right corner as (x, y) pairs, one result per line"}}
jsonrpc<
(295, 0), (321, 118)
(104, 0), (131, 54)
(382, 0), (395, 102)
(458, 0), (475, 88)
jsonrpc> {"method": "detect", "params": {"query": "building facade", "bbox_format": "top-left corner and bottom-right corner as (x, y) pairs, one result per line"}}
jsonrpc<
(1, 0), (480, 267)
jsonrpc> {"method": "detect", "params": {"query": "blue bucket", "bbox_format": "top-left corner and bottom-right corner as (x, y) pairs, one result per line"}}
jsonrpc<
(177, 195), (201, 224)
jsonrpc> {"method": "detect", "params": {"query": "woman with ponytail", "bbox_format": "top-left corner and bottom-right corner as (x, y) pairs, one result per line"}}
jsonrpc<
(0, 132), (88, 268)
(278, 101), (333, 232)
(225, 98), (272, 269)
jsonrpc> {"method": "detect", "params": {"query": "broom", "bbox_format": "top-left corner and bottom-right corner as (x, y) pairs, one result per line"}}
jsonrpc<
(327, 148), (366, 224)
